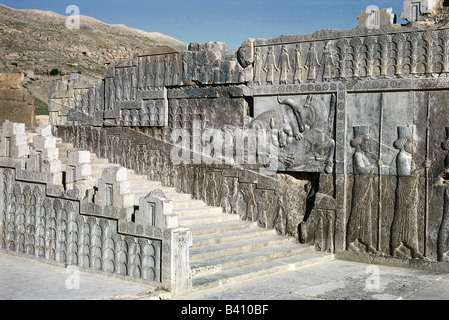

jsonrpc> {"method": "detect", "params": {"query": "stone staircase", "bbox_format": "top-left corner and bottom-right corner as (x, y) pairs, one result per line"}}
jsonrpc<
(56, 141), (335, 292)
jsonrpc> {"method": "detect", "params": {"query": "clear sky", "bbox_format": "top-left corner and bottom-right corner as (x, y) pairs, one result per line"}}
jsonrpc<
(0, 0), (406, 49)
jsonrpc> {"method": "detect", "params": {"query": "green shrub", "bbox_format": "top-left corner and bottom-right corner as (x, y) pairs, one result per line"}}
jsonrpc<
(34, 97), (49, 115)
(49, 68), (60, 76)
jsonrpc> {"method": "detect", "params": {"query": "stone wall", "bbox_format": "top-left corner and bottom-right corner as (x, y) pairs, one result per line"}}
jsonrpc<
(0, 121), (192, 293)
(54, 125), (312, 240)
(0, 73), (35, 127)
(48, 4), (449, 267)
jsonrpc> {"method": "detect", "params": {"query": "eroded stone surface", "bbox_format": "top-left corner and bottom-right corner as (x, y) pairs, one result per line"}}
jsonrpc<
(39, 1), (449, 270)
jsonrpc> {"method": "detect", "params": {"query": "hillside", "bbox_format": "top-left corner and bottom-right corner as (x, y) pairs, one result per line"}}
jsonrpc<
(0, 4), (186, 109)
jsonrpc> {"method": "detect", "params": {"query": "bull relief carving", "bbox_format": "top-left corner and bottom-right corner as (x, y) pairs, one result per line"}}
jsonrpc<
(248, 94), (335, 173)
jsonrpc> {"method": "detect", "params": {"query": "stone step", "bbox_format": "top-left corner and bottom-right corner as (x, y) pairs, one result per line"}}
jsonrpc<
(178, 212), (239, 228)
(189, 235), (296, 262)
(56, 143), (73, 148)
(90, 158), (110, 164)
(131, 188), (190, 205)
(172, 199), (209, 210)
(191, 242), (315, 274)
(130, 186), (176, 196)
(57, 148), (73, 155)
(163, 192), (192, 201)
(90, 164), (119, 170)
(128, 175), (152, 181)
(128, 180), (161, 188)
(53, 144), (197, 207)
(192, 227), (277, 248)
(174, 206), (224, 217)
(189, 220), (258, 237)
(191, 251), (335, 290)
(91, 169), (113, 176)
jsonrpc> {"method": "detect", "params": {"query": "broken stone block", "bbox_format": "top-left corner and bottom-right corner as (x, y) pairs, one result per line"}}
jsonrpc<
(96, 167), (133, 209)
(401, 0), (434, 22)
(357, 7), (396, 28)
(135, 190), (177, 229)
(0, 73), (24, 90)
(67, 149), (90, 164)
(36, 125), (53, 137)
(1, 120), (29, 159)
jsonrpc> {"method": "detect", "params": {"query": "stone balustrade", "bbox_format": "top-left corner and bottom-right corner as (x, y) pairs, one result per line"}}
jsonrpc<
(0, 120), (192, 293)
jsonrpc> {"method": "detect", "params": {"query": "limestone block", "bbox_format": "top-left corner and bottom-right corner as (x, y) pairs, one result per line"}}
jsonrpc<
(401, 0), (434, 22)
(45, 148), (59, 160)
(48, 171), (63, 186)
(78, 163), (91, 178)
(36, 125), (53, 137)
(13, 145), (29, 158)
(165, 214), (179, 229)
(33, 135), (57, 151)
(3, 120), (25, 135)
(136, 190), (178, 229)
(0, 73), (24, 90)
(121, 194), (134, 208)
(11, 134), (27, 147)
(169, 228), (193, 293)
(67, 150), (90, 164)
(0, 89), (25, 101)
(115, 167), (128, 182)
(0, 99), (35, 128)
(357, 7), (396, 28)
(119, 180), (131, 194)
(47, 159), (62, 173)
(95, 167), (134, 209)
(1, 121), (30, 158)
(237, 38), (254, 69)
(70, 73), (80, 82)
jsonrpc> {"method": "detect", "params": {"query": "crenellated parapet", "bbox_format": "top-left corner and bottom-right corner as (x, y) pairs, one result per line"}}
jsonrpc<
(0, 121), (192, 293)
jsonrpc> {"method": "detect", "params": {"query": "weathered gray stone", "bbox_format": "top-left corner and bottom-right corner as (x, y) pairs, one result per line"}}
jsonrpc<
(32, 0), (449, 281)
(0, 122), (193, 293)
(357, 7), (396, 29)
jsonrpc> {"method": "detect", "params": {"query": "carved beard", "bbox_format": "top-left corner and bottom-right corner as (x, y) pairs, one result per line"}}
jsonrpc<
(360, 138), (371, 154)
(404, 141), (413, 154)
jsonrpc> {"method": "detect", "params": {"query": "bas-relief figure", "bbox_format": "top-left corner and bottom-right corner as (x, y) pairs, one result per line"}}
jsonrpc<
(305, 43), (321, 80)
(346, 126), (378, 254)
(320, 42), (336, 80)
(278, 45), (291, 84)
(294, 44), (302, 84)
(390, 126), (429, 260)
(246, 94), (335, 173)
(254, 48), (264, 85)
(45, 1), (449, 269)
(344, 124), (430, 259)
(264, 47), (278, 85)
(438, 127), (449, 261)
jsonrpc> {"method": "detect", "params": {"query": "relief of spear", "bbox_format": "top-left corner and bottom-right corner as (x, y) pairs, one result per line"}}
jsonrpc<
(377, 92), (384, 253)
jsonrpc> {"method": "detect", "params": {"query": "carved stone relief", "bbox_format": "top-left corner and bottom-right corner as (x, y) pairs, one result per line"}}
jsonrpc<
(249, 93), (335, 173)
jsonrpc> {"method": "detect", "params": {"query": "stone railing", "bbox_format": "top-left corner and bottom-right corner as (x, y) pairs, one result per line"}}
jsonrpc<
(0, 120), (192, 293)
